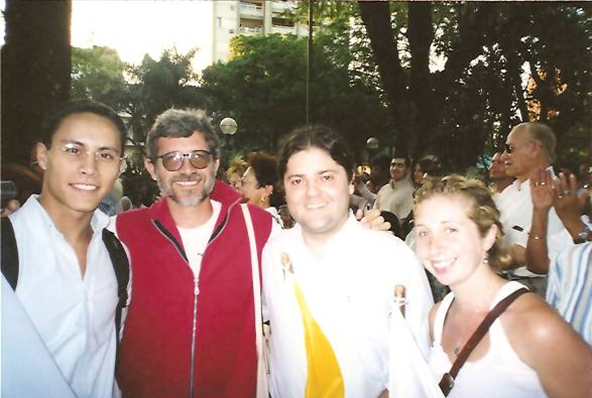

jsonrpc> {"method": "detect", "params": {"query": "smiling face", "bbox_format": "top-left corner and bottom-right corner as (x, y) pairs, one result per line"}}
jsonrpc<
(145, 131), (219, 208)
(284, 147), (353, 244)
(37, 112), (123, 219)
(390, 157), (408, 182)
(414, 194), (496, 288)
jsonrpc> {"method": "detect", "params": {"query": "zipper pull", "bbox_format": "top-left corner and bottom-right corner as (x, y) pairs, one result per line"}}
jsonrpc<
(194, 279), (200, 296)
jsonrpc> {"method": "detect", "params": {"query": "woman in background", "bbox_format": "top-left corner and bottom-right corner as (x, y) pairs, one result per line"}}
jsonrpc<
(225, 155), (248, 192)
(240, 151), (283, 227)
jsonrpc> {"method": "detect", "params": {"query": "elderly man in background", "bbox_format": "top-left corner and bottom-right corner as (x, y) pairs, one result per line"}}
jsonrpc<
(496, 122), (573, 296)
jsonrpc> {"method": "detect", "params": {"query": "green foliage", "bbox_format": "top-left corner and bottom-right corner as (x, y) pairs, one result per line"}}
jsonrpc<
(201, 31), (391, 165)
(122, 48), (209, 144)
(358, 2), (592, 172)
(71, 46), (126, 107)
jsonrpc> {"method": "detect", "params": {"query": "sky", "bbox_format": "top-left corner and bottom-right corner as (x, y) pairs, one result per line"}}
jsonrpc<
(1, 0), (215, 72)
(72, 1), (214, 71)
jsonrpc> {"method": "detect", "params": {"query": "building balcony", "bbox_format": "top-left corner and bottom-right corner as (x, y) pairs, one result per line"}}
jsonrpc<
(271, 25), (295, 35)
(239, 25), (264, 35)
(272, 1), (294, 13)
(240, 2), (264, 18)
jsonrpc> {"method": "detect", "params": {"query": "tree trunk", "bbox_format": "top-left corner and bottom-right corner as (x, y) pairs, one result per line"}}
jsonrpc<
(2, 1), (71, 167)
(358, 1), (411, 153)
(407, 2), (433, 157)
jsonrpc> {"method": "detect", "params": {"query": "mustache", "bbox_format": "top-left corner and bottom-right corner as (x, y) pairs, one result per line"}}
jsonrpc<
(171, 174), (203, 183)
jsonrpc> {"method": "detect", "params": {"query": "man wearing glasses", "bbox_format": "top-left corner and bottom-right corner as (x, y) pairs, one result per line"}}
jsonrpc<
(113, 109), (274, 398)
(496, 122), (573, 296)
(3, 100), (128, 398)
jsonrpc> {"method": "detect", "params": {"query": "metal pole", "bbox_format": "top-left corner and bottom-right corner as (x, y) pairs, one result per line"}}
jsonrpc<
(306, 1), (313, 124)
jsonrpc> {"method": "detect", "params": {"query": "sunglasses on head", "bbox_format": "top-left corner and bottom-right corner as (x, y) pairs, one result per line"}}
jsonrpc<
(155, 150), (214, 171)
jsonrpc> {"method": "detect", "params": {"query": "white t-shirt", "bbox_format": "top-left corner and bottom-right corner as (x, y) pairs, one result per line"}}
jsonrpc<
(178, 200), (222, 278)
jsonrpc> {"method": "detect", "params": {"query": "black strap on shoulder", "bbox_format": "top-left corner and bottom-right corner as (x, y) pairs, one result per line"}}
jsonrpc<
(1, 217), (19, 290)
(101, 229), (130, 346)
(439, 287), (529, 396)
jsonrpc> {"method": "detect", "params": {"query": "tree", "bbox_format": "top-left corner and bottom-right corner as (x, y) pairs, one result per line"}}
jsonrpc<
(2, 1), (71, 167)
(71, 46), (126, 107)
(358, 2), (592, 171)
(120, 48), (209, 145)
(201, 32), (391, 165)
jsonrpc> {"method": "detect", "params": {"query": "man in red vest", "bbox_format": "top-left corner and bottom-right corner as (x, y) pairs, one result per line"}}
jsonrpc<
(114, 109), (273, 398)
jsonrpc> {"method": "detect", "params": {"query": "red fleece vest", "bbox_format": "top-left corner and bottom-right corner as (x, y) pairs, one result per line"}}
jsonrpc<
(115, 182), (272, 398)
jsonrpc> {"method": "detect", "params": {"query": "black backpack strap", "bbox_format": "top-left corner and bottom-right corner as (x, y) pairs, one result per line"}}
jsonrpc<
(1, 217), (19, 290)
(101, 229), (130, 347)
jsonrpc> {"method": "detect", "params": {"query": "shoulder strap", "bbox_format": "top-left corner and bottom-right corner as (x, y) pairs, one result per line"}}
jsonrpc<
(101, 229), (130, 343)
(240, 204), (269, 398)
(1, 217), (19, 290)
(439, 287), (529, 396)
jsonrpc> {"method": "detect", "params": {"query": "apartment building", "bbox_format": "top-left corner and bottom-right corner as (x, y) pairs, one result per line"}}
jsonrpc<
(212, 0), (308, 63)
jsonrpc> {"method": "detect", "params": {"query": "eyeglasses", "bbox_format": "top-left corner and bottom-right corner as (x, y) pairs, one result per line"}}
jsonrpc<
(60, 143), (123, 166)
(155, 150), (214, 171)
(503, 143), (515, 154)
(504, 140), (537, 154)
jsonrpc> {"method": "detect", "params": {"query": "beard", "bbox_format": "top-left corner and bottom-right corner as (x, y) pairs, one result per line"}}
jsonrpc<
(157, 169), (216, 207)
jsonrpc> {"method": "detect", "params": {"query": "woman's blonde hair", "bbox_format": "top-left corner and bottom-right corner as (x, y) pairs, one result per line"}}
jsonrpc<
(414, 174), (512, 270)
(225, 155), (248, 182)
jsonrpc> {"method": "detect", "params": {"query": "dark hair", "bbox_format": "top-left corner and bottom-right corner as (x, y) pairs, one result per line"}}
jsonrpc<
(278, 124), (354, 182)
(417, 155), (442, 177)
(380, 210), (402, 238)
(41, 99), (127, 154)
(146, 108), (220, 160)
(248, 151), (278, 187)
(392, 148), (410, 167)
(370, 154), (391, 171)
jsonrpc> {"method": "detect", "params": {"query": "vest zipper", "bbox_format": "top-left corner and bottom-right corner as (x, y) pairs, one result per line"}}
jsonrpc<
(151, 199), (242, 398)
(189, 277), (199, 398)
(152, 221), (197, 397)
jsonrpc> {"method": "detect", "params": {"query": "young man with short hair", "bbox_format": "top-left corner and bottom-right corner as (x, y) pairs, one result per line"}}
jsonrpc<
(4, 100), (128, 398)
(373, 152), (415, 222)
(263, 125), (433, 398)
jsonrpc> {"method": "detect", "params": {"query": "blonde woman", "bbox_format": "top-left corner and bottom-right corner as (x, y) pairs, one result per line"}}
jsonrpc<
(414, 175), (591, 398)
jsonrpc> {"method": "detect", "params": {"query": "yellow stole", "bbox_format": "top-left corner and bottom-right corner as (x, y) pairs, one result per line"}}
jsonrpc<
(282, 253), (345, 398)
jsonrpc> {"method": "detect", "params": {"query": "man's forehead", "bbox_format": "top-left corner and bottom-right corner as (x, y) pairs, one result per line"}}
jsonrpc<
(53, 114), (122, 148)
(391, 157), (406, 164)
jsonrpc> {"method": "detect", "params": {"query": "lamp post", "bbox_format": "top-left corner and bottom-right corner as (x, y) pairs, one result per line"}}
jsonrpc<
(366, 137), (379, 151)
(220, 117), (238, 136)
(220, 118), (238, 165)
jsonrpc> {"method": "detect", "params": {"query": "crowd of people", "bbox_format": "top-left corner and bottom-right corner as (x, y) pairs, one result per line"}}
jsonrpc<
(1, 99), (591, 398)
